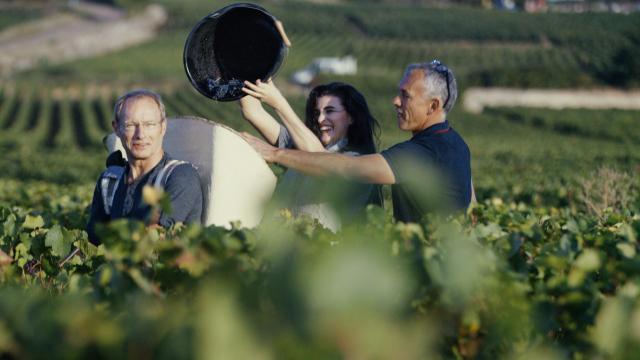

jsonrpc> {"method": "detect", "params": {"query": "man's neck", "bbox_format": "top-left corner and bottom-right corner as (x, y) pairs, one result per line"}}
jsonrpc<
(413, 112), (446, 135)
(127, 152), (164, 183)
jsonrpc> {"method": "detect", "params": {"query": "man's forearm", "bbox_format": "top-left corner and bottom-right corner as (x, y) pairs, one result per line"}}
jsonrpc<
(273, 148), (395, 184)
(242, 132), (395, 184)
(274, 148), (347, 177)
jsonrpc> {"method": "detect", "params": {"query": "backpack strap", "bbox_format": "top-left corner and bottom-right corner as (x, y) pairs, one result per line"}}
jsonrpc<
(100, 160), (188, 215)
(153, 160), (187, 189)
(100, 166), (125, 215)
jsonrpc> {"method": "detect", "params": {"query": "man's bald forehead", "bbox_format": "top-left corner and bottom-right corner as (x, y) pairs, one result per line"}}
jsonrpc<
(114, 89), (166, 124)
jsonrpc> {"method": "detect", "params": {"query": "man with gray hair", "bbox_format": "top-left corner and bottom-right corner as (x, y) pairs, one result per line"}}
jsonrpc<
(242, 60), (472, 222)
(87, 89), (203, 244)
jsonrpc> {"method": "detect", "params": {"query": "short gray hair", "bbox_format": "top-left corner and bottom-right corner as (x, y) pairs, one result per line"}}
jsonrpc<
(113, 89), (166, 124)
(402, 61), (458, 114)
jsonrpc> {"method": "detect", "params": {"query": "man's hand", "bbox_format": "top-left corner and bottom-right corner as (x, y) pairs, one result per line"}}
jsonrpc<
(242, 132), (396, 184)
(241, 132), (278, 163)
(242, 79), (286, 110)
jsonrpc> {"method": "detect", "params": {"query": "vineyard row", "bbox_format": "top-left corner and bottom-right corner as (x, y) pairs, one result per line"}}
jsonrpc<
(0, 88), (246, 150)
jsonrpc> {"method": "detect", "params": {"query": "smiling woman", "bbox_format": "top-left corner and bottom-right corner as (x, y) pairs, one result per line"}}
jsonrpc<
(313, 96), (350, 147)
(238, 80), (382, 231)
(303, 82), (380, 155)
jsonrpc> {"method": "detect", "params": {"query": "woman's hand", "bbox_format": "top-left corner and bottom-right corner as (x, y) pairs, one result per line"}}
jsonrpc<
(242, 79), (287, 110)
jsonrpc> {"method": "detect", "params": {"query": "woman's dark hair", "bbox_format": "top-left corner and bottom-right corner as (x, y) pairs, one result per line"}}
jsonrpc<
(304, 82), (380, 154)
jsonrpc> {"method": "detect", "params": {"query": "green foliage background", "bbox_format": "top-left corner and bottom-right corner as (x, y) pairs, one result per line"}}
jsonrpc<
(1, 0), (639, 358)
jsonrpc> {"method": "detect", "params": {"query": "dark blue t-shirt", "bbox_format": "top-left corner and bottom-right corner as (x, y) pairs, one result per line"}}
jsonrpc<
(87, 153), (203, 244)
(380, 120), (471, 223)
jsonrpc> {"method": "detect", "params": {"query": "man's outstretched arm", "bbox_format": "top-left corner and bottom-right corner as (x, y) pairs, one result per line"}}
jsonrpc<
(242, 132), (396, 185)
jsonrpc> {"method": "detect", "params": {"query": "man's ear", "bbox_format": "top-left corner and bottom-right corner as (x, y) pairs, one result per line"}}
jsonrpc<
(112, 120), (119, 135)
(427, 98), (440, 115)
(161, 118), (167, 136)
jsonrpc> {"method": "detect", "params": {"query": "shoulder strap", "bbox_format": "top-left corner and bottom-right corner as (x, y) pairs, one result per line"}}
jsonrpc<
(99, 161), (189, 215)
(153, 160), (187, 189)
(100, 166), (125, 215)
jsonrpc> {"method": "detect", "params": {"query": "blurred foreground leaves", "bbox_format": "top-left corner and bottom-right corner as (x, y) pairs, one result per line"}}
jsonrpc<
(1, 186), (640, 358)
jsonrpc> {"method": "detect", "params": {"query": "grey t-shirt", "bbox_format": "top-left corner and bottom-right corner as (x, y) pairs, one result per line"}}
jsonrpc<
(87, 153), (203, 244)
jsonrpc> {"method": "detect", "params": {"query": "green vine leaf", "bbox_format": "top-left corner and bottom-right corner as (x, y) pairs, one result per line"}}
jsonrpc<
(22, 215), (44, 230)
(45, 225), (71, 258)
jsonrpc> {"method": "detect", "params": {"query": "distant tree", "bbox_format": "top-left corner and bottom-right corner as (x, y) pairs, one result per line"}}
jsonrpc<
(603, 30), (640, 88)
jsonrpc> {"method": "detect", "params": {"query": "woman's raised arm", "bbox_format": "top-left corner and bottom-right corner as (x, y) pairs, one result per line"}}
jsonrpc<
(242, 79), (325, 152)
(238, 94), (281, 145)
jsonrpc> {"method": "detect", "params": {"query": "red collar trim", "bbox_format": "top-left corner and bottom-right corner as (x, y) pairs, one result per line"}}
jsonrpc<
(432, 127), (451, 135)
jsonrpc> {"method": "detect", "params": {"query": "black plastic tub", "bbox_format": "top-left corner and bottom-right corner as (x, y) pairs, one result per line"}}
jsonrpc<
(184, 3), (288, 101)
